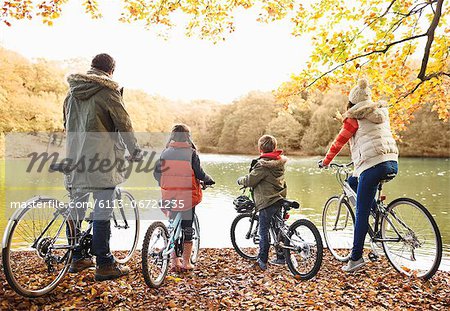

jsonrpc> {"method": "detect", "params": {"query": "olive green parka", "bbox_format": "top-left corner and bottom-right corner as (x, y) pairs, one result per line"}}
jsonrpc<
(63, 68), (140, 190)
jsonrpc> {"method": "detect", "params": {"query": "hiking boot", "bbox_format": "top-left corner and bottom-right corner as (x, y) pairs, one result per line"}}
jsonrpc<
(270, 258), (286, 266)
(342, 258), (366, 273)
(69, 257), (95, 273)
(256, 258), (267, 271)
(95, 263), (130, 281)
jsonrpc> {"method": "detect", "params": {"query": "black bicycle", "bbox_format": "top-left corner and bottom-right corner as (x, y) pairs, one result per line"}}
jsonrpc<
(230, 188), (323, 280)
(322, 162), (442, 280)
(2, 162), (139, 297)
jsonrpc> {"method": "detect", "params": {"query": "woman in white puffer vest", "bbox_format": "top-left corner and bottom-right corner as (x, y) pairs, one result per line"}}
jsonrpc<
(319, 78), (399, 272)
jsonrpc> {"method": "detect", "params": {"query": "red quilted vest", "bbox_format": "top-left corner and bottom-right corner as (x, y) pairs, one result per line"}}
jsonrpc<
(160, 142), (202, 211)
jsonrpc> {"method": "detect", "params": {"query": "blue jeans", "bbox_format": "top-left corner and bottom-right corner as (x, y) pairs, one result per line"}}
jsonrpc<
(347, 161), (398, 261)
(68, 188), (115, 266)
(258, 200), (284, 263)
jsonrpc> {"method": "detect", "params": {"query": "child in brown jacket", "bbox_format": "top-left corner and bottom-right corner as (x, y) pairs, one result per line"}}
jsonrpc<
(237, 135), (287, 270)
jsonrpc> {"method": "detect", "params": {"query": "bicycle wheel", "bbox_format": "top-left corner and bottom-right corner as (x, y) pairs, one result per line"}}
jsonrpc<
(142, 221), (169, 288)
(322, 196), (355, 261)
(2, 197), (75, 297)
(230, 213), (259, 260)
(111, 189), (139, 264)
(285, 219), (323, 280)
(191, 213), (200, 264)
(381, 198), (442, 280)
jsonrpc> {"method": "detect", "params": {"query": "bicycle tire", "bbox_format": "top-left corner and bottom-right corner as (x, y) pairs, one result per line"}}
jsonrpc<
(142, 221), (169, 288)
(2, 197), (75, 298)
(285, 219), (323, 280)
(381, 198), (443, 280)
(230, 213), (259, 260)
(322, 195), (355, 262)
(191, 213), (200, 264)
(111, 189), (139, 264)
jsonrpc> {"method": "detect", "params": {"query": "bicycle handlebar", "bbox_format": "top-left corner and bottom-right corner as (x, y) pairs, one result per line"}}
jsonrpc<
(326, 162), (353, 187)
(329, 162), (354, 169)
(200, 180), (215, 190)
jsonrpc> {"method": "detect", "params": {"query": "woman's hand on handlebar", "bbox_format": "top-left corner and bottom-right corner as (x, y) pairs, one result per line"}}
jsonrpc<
(318, 159), (328, 169)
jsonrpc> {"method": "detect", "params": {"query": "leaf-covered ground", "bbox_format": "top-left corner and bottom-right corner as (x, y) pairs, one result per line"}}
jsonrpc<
(1, 249), (449, 310)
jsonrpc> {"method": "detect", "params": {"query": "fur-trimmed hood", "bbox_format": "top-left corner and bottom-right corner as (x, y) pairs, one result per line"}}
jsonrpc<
(344, 100), (389, 124)
(258, 156), (287, 178)
(67, 69), (120, 100)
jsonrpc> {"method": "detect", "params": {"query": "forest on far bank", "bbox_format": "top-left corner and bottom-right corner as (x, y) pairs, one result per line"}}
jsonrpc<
(0, 47), (449, 158)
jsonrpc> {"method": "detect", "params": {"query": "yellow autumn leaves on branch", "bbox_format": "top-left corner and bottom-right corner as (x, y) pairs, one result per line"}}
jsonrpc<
(1, 0), (449, 133)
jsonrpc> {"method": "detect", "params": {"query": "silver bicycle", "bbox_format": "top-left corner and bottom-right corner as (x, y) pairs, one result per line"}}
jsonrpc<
(322, 162), (442, 280)
(2, 162), (139, 297)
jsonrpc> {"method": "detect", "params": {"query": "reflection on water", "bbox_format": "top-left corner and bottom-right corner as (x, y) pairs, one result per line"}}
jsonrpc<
(1, 155), (449, 270)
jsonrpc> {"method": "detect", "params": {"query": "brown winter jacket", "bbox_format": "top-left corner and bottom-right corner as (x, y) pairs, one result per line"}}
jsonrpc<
(238, 156), (287, 211)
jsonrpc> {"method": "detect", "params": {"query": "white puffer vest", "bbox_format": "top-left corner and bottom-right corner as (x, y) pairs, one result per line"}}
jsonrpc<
(345, 100), (399, 177)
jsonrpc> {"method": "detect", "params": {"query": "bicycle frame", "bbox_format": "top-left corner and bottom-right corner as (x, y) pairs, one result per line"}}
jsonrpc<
(28, 192), (89, 250)
(18, 188), (135, 257)
(331, 163), (414, 246)
(271, 212), (298, 251)
(162, 212), (184, 257)
(245, 207), (303, 252)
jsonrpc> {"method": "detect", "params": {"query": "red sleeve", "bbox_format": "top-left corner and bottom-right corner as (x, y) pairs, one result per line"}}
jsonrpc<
(323, 118), (358, 166)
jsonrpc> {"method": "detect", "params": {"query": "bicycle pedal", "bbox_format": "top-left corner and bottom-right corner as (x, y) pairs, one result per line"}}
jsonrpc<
(368, 252), (379, 262)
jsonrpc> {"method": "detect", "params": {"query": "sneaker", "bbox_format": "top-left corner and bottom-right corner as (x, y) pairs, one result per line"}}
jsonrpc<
(95, 263), (130, 281)
(270, 258), (286, 266)
(69, 257), (95, 273)
(256, 258), (267, 271)
(342, 258), (366, 273)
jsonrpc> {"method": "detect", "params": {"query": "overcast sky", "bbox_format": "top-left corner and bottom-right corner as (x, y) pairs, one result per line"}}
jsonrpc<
(0, 1), (312, 103)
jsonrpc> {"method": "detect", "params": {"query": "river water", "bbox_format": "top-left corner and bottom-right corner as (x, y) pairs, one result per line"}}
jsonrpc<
(1, 155), (449, 270)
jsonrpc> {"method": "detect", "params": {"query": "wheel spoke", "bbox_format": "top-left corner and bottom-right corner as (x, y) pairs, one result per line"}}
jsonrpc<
(4, 199), (73, 297)
(111, 191), (139, 264)
(322, 197), (354, 261)
(285, 219), (323, 280)
(382, 199), (442, 279)
(142, 222), (169, 288)
(231, 213), (259, 260)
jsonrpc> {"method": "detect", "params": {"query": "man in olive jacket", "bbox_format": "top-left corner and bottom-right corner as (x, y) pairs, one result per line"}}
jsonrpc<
(63, 53), (141, 281)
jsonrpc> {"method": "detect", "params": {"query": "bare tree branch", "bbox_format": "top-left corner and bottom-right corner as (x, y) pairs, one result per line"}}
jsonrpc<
(299, 0), (444, 95)
(401, 9), (423, 70)
(305, 32), (428, 88)
(400, 71), (450, 101)
(334, 0), (398, 62)
(418, 0), (444, 80)
(390, 1), (436, 17)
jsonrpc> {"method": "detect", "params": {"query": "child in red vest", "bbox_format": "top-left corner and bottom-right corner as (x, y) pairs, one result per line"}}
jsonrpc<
(154, 124), (214, 271)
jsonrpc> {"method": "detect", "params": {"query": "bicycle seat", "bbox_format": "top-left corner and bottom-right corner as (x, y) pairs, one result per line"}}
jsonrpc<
(380, 173), (397, 184)
(49, 162), (76, 174)
(281, 199), (300, 210)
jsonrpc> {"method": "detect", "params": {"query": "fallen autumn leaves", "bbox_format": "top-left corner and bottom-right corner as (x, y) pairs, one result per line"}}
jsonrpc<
(1, 249), (449, 310)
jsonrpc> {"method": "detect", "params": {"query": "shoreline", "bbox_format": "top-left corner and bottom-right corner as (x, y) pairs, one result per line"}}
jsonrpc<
(0, 132), (449, 159)
(198, 148), (450, 159)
